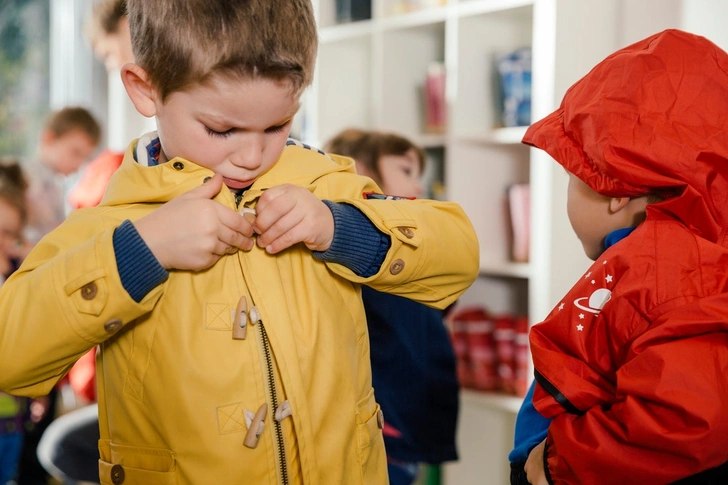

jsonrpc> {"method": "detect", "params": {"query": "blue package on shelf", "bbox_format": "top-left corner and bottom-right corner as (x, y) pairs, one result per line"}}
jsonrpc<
(497, 47), (532, 127)
(336, 0), (372, 23)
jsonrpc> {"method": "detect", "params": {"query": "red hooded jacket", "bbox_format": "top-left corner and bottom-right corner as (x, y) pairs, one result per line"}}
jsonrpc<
(523, 29), (728, 484)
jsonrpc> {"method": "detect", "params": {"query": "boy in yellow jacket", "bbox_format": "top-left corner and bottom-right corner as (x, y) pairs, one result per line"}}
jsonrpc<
(0, 1), (479, 484)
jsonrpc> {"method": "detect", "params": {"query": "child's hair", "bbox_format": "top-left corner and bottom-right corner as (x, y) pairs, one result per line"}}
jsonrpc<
(325, 128), (426, 185)
(126, 0), (318, 101)
(0, 157), (28, 224)
(45, 107), (102, 146)
(86, 0), (127, 46)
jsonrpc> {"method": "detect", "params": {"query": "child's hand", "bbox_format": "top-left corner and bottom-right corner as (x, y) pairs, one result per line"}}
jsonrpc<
(525, 438), (548, 485)
(133, 174), (255, 270)
(253, 184), (334, 254)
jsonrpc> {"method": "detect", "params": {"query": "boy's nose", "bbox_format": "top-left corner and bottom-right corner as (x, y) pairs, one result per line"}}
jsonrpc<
(232, 137), (264, 169)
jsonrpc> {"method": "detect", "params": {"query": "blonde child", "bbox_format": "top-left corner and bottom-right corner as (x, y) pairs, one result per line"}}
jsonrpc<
(0, 1), (479, 484)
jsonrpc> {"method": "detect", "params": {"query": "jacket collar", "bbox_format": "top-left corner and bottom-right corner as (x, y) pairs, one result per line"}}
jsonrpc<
(100, 137), (356, 207)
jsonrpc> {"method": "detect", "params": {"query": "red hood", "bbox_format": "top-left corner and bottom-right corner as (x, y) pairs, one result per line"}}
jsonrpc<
(523, 29), (728, 244)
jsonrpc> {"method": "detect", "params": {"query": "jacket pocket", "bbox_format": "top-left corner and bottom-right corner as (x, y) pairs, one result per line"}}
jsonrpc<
(98, 439), (177, 485)
(355, 390), (386, 484)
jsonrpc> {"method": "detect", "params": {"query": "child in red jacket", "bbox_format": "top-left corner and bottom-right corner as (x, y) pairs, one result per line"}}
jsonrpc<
(516, 29), (728, 485)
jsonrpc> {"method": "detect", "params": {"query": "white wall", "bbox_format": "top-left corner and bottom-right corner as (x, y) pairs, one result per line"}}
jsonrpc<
(681, 0), (728, 50)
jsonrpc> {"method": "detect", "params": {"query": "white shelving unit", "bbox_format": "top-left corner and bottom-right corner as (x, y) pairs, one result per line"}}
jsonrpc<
(301, 0), (716, 483)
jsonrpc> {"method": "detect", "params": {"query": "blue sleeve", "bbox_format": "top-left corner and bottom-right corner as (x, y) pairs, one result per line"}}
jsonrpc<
(508, 380), (551, 463)
(113, 220), (169, 302)
(313, 201), (391, 278)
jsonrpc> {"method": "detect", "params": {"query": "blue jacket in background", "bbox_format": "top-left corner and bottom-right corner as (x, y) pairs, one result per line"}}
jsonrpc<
(363, 286), (459, 464)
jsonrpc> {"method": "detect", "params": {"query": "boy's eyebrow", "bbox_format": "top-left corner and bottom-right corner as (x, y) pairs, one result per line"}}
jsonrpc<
(201, 103), (301, 130)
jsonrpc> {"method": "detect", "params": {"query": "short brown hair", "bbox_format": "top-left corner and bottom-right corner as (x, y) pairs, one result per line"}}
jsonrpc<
(325, 128), (426, 185)
(45, 107), (102, 146)
(126, 0), (318, 101)
(86, 0), (127, 46)
(0, 157), (28, 224)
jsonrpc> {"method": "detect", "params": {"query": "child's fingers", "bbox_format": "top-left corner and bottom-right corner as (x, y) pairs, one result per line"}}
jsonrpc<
(256, 210), (305, 253)
(178, 173), (224, 200)
(218, 225), (255, 252)
(253, 189), (297, 236)
(215, 204), (256, 239)
(254, 184), (289, 215)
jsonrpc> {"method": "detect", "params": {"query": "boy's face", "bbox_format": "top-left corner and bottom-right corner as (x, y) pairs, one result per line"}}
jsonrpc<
(377, 149), (424, 198)
(566, 173), (623, 261)
(41, 129), (97, 176)
(152, 75), (299, 191)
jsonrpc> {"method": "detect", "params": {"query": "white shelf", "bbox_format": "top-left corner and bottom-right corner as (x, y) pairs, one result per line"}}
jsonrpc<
(460, 388), (524, 414)
(457, 0), (535, 19)
(456, 126), (529, 145)
(319, 19), (374, 43)
(479, 260), (530, 278)
(415, 133), (447, 148)
(380, 5), (448, 30)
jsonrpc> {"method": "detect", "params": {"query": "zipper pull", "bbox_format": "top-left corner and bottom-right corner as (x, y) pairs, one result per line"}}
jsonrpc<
(249, 306), (262, 326)
(233, 296), (248, 340)
(275, 400), (292, 422)
(243, 403), (267, 448)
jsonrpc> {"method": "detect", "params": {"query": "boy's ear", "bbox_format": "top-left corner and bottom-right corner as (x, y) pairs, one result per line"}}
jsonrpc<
(120, 64), (158, 118)
(608, 197), (630, 214)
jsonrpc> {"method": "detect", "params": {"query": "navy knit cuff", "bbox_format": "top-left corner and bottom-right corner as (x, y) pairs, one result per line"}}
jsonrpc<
(313, 201), (391, 277)
(113, 220), (168, 302)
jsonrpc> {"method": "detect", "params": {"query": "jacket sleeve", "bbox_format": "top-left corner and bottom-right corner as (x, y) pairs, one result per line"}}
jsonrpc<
(0, 210), (165, 397)
(536, 302), (728, 484)
(317, 171), (480, 310)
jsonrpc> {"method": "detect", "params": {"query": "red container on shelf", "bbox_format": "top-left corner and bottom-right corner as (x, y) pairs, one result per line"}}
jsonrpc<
(447, 315), (472, 388)
(513, 316), (530, 397)
(448, 306), (497, 390)
(494, 316), (516, 394)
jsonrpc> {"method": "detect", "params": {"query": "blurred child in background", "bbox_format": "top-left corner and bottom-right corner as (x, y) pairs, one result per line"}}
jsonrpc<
(24, 107), (101, 245)
(326, 128), (459, 485)
(0, 158), (32, 485)
(85, 0), (132, 72)
(66, 0), (131, 211)
(0, 158), (27, 285)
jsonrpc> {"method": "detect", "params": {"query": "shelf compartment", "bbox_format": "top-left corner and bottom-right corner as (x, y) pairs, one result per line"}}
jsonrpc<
(315, 36), (373, 145)
(479, 260), (530, 278)
(456, 126), (528, 145)
(379, 22), (446, 136)
(452, 5), (533, 135)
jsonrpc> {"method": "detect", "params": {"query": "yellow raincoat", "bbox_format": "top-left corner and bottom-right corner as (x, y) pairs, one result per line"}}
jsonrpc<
(0, 141), (478, 484)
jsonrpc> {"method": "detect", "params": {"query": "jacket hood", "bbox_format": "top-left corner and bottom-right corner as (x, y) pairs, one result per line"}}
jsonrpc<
(101, 141), (357, 206)
(523, 29), (728, 244)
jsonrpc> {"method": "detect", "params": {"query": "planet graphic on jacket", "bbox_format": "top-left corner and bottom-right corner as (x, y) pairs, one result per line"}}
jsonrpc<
(573, 288), (612, 314)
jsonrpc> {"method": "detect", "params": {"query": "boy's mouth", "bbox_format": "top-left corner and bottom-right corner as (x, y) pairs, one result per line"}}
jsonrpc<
(223, 177), (253, 190)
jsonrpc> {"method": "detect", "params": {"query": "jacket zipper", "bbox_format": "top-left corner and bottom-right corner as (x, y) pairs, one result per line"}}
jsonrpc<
(234, 190), (289, 485)
(257, 321), (289, 485)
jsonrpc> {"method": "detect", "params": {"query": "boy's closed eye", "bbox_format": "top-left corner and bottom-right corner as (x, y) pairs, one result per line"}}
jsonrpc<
(204, 120), (292, 139)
